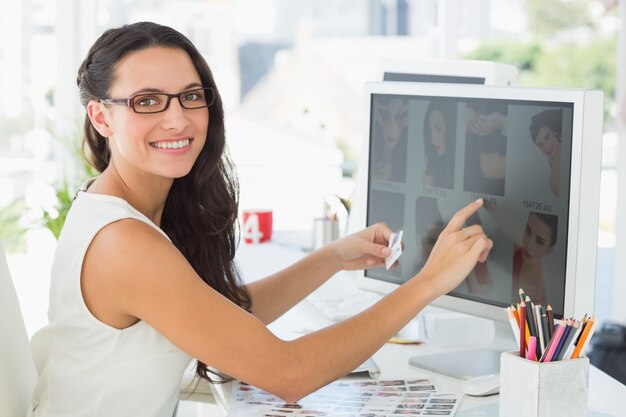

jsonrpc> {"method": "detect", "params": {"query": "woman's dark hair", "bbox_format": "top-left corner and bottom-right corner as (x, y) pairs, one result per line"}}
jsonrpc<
(529, 108), (563, 144)
(530, 211), (558, 247)
(76, 21), (251, 383)
(423, 99), (457, 189)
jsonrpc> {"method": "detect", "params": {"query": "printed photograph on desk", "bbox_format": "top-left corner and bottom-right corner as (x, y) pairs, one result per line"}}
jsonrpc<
(228, 379), (462, 417)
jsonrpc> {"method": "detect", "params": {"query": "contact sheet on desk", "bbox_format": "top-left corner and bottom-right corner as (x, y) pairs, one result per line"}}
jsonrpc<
(227, 378), (462, 416)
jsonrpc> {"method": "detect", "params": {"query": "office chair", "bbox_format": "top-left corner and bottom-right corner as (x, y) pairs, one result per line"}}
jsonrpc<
(0, 243), (37, 417)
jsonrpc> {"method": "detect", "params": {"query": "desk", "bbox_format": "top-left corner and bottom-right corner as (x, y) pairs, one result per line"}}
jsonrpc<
(181, 243), (626, 416)
(270, 292), (626, 416)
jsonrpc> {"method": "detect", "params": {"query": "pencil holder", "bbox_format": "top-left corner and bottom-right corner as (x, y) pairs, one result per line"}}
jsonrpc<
(312, 218), (339, 249)
(499, 351), (589, 417)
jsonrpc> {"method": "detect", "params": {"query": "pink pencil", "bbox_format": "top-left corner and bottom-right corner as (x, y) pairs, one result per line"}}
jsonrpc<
(527, 336), (537, 361)
(519, 301), (527, 358)
(543, 320), (566, 362)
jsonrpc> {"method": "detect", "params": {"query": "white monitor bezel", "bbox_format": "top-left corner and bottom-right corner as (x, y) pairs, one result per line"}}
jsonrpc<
(354, 81), (603, 323)
(377, 58), (519, 86)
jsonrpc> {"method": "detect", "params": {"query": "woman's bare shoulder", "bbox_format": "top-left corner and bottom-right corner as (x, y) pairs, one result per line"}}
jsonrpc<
(81, 217), (192, 328)
(93, 216), (167, 247)
(84, 217), (190, 288)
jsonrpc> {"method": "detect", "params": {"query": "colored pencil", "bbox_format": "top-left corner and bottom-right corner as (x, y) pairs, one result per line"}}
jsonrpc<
(576, 318), (597, 358)
(562, 321), (583, 360)
(539, 333), (554, 362)
(573, 315), (589, 346)
(506, 307), (521, 346)
(511, 305), (520, 326)
(532, 303), (540, 337)
(525, 296), (541, 358)
(546, 305), (555, 338)
(519, 287), (526, 303)
(552, 319), (573, 361)
(556, 320), (579, 361)
(540, 305), (551, 352)
(543, 320), (566, 362)
(571, 317), (596, 359)
(515, 303), (530, 342)
(535, 304), (544, 356)
(527, 336), (537, 361)
(519, 300), (527, 358)
(525, 297), (537, 338)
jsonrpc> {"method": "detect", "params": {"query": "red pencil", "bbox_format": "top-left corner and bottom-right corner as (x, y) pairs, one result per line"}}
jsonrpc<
(520, 300), (527, 358)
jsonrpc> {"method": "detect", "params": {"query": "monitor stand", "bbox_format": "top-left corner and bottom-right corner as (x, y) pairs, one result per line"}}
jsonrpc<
(408, 348), (503, 380)
(408, 321), (516, 380)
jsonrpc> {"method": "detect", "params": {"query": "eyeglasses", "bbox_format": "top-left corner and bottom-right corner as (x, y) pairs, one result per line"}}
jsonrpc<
(99, 87), (215, 114)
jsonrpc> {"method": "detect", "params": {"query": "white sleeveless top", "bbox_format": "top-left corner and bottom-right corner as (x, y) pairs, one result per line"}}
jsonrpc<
(29, 190), (192, 417)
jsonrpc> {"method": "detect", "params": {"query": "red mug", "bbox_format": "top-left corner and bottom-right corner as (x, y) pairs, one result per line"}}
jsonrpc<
(242, 209), (273, 244)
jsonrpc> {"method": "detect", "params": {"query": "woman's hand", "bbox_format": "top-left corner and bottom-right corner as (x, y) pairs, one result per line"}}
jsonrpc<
(328, 223), (394, 271)
(417, 199), (493, 296)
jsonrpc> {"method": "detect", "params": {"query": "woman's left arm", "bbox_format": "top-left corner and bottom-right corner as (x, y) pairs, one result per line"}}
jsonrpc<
(246, 224), (393, 324)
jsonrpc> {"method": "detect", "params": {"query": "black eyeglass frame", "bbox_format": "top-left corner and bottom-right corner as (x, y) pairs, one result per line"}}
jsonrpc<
(99, 87), (215, 114)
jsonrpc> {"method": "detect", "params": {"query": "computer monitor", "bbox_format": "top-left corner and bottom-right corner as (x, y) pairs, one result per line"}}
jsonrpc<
(353, 81), (603, 378)
(378, 58), (519, 86)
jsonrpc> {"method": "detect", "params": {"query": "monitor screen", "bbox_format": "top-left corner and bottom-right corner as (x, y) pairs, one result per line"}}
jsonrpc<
(356, 82), (603, 322)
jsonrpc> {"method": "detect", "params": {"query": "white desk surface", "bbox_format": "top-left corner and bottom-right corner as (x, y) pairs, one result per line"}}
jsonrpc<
(267, 293), (626, 416)
(182, 243), (626, 416)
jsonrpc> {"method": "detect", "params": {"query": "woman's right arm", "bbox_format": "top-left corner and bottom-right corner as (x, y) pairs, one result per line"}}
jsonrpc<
(82, 200), (491, 403)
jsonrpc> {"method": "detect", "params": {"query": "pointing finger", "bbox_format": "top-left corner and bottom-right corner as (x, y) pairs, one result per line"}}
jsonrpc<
(443, 199), (484, 236)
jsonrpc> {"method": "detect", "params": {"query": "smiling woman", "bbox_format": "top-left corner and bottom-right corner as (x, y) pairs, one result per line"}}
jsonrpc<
(26, 21), (493, 417)
(30, 23), (246, 417)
